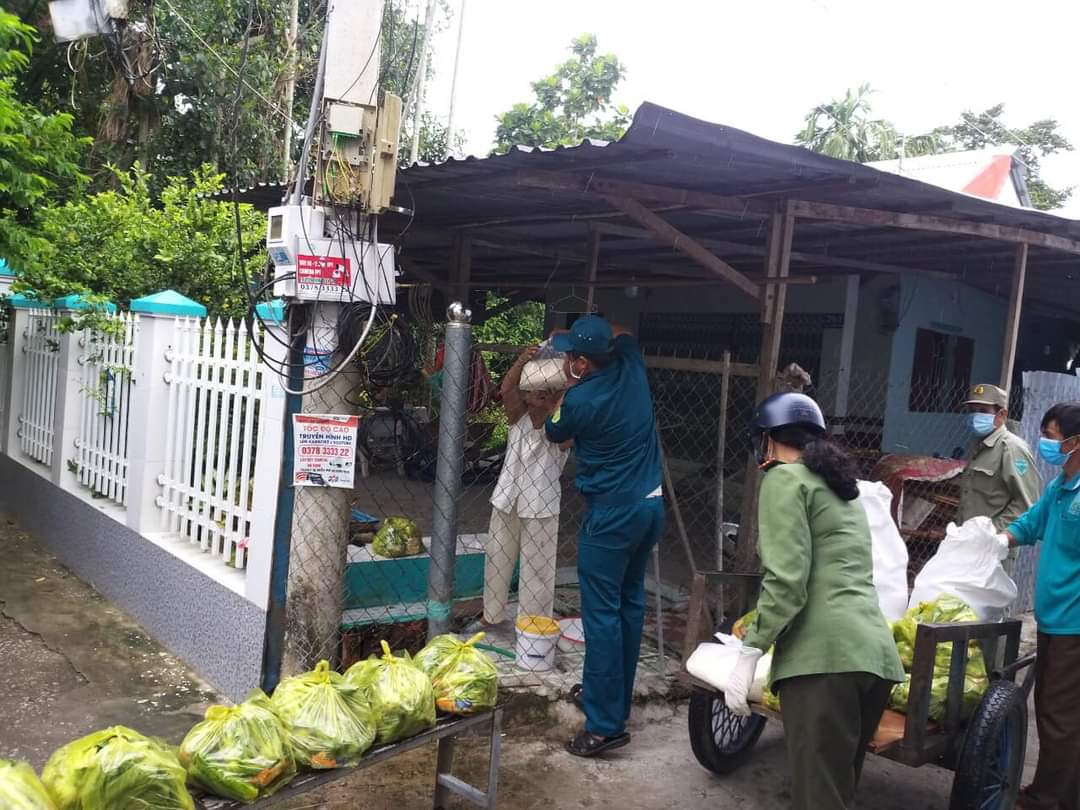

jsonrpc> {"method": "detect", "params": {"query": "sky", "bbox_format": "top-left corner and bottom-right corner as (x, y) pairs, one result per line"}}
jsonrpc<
(415, 0), (1080, 216)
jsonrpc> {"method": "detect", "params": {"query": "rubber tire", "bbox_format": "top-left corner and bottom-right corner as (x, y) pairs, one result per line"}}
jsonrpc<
(687, 688), (767, 775)
(948, 679), (1028, 810)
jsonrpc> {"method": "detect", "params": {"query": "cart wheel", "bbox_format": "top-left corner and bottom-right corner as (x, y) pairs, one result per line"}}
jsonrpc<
(687, 688), (766, 775)
(948, 680), (1027, 810)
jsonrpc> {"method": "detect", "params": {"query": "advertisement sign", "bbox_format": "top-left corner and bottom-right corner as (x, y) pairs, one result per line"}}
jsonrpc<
(296, 254), (352, 296)
(292, 414), (358, 488)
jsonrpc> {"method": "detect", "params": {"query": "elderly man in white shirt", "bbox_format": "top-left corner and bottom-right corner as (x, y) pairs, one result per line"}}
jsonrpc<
(477, 346), (570, 630)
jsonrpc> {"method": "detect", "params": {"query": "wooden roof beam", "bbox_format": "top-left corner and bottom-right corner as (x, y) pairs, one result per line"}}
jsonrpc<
(603, 195), (762, 300)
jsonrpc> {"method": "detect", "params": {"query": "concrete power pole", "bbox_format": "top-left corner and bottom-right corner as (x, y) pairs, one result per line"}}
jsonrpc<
(408, 0), (438, 165)
(281, 0), (386, 677)
(445, 0), (466, 155)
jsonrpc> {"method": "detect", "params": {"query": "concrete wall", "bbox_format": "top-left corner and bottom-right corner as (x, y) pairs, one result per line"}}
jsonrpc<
(881, 275), (1007, 454)
(0, 455), (265, 701)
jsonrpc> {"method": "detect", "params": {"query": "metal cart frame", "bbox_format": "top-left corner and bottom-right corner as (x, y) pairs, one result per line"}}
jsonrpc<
(681, 571), (1036, 809)
(198, 708), (503, 810)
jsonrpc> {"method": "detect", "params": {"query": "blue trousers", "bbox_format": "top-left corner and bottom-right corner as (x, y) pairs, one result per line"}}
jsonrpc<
(578, 497), (665, 737)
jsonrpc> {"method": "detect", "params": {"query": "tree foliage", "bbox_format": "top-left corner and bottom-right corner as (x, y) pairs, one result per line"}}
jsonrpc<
(797, 86), (1074, 210)
(0, 10), (89, 273)
(14, 164), (265, 319)
(493, 34), (630, 154)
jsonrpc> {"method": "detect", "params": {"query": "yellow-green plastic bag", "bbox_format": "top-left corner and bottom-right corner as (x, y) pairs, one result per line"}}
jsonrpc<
(345, 641), (436, 744)
(414, 633), (498, 715)
(269, 661), (376, 770)
(42, 726), (194, 810)
(179, 692), (296, 802)
(0, 760), (57, 810)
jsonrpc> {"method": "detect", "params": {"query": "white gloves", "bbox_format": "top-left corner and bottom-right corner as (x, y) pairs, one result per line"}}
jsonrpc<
(994, 533), (1012, 561)
(724, 645), (763, 717)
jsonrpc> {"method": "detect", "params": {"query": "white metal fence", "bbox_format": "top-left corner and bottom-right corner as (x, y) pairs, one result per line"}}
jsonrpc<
(159, 317), (270, 571)
(19, 310), (61, 467)
(74, 313), (139, 505)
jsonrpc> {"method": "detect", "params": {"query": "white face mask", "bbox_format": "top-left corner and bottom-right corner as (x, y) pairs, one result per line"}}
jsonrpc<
(567, 357), (585, 381)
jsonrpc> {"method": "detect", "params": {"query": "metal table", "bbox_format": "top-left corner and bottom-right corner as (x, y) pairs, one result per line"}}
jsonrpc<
(197, 708), (503, 810)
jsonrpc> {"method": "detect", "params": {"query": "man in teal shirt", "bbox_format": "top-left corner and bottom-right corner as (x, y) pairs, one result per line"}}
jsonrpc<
(1003, 401), (1080, 810)
(545, 315), (664, 758)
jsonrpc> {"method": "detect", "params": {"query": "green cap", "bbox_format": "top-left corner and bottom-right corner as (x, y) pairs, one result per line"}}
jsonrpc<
(964, 383), (1008, 409)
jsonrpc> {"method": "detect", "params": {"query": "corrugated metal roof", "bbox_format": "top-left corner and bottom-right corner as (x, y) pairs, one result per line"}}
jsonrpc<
(226, 102), (1080, 317)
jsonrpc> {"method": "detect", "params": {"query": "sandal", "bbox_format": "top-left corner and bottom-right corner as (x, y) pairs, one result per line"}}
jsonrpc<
(569, 683), (585, 712)
(565, 730), (630, 758)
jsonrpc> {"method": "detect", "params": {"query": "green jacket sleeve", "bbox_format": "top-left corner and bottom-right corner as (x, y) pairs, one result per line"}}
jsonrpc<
(742, 465), (813, 653)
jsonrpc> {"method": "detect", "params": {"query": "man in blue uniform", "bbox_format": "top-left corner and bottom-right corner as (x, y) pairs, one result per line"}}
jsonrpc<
(545, 315), (664, 757)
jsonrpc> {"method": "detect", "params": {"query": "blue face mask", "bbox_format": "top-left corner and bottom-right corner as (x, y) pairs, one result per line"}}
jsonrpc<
(1039, 438), (1070, 467)
(967, 413), (996, 437)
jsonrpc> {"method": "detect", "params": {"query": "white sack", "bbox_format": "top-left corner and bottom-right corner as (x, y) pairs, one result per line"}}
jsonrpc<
(908, 516), (1018, 621)
(857, 480), (910, 622)
(686, 636), (772, 701)
(518, 358), (567, 391)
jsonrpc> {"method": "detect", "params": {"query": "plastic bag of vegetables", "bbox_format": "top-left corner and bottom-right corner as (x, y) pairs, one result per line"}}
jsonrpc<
(372, 517), (423, 558)
(179, 692), (296, 802)
(269, 661), (376, 769)
(732, 610), (757, 641)
(0, 760), (56, 810)
(42, 726), (193, 810)
(889, 672), (986, 722)
(346, 641), (436, 744)
(414, 633), (498, 715)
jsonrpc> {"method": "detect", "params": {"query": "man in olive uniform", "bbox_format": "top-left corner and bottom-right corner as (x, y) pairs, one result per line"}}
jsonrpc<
(957, 383), (1041, 531)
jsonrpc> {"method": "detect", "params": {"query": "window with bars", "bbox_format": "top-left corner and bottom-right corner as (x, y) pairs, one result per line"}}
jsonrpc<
(909, 327), (974, 413)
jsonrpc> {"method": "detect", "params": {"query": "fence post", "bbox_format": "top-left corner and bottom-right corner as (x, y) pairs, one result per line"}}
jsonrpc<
(50, 296), (113, 491)
(125, 291), (207, 535)
(4, 298), (42, 460)
(246, 301), (287, 610)
(426, 302), (472, 639)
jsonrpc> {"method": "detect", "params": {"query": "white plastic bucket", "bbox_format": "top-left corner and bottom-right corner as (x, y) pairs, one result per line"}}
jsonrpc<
(515, 615), (561, 672)
(557, 617), (586, 654)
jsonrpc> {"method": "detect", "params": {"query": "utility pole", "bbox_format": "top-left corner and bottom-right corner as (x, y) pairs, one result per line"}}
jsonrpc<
(408, 0), (438, 164)
(281, 0), (300, 179)
(445, 0), (466, 155)
(266, 0), (403, 677)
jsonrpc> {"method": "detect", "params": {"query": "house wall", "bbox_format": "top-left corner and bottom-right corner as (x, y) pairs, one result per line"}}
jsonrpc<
(881, 275), (1008, 455)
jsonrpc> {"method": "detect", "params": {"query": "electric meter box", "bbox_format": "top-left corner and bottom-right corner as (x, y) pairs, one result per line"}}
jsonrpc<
(267, 204), (396, 305)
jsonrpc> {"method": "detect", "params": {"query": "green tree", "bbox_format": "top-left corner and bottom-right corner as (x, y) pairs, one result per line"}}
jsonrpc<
(794, 84), (902, 163)
(15, 164), (265, 319)
(493, 34), (630, 154)
(0, 11), (89, 273)
(935, 105), (1074, 210)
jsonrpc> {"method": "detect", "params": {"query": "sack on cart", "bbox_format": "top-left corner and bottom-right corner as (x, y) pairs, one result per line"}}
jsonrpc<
(686, 634), (772, 702)
(908, 516), (1018, 621)
(857, 480), (910, 622)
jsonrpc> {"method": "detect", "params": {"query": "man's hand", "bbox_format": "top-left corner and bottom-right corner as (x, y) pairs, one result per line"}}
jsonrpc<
(724, 646), (763, 717)
(515, 345), (539, 366)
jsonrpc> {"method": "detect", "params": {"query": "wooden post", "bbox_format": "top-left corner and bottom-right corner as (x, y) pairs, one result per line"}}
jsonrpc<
(1000, 243), (1028, 390)
(584, 230), (601, 313)
(450, 233), (472, 305)
(735, 207), (795, 573)
(833, 274), (860, 432)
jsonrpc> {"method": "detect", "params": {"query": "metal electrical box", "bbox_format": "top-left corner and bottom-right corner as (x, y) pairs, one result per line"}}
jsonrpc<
(266, 205), (396, 305)
(318, 94), (403, 213)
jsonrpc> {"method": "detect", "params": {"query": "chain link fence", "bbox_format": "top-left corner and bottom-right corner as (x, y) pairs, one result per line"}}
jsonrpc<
(279, 301), (1041, 684)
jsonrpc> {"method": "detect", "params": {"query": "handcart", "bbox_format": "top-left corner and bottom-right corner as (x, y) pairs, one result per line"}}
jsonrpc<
(681, 572), (1036, 810)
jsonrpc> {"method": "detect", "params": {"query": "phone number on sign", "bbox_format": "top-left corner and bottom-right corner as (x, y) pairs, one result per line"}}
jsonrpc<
(299, 446), (352, 457)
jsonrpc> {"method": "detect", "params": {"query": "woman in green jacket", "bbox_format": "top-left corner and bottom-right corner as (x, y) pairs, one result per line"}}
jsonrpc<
(724, 392), (904, 810)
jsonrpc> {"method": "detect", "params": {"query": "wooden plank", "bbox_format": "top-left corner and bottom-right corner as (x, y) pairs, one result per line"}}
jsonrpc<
(789, 198), (1080, 255)
(1000, 243), (1028, 389)
(585, 230), (601, 312)
(603, 195), (762, 300)
(833, 274), (860, 431)
(589, 221), (951, 279)
(453, 233), (472, 304)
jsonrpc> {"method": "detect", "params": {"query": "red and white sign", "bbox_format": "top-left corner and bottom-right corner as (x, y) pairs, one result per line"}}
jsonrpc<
(296, 254), (352, 296)
(292, 414), (359, 488)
